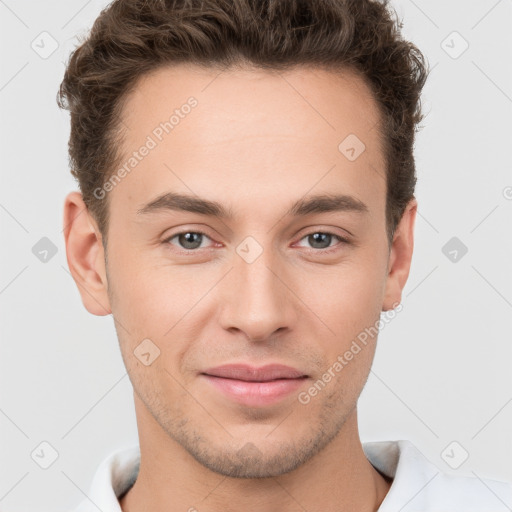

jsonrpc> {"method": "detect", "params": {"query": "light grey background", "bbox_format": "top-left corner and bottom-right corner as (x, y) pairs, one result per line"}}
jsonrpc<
(1, 1), (511, 511)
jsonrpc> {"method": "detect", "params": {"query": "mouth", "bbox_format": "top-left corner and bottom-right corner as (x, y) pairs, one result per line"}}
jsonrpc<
(201, 363), (308, 381)
(200, 363), (309, 407)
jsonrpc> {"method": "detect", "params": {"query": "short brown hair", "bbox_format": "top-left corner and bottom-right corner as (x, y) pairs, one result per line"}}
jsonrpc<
(57, 0), (429, 247)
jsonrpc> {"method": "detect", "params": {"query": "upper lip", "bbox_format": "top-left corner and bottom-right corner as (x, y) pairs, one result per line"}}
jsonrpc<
(201, 364), (308, 382)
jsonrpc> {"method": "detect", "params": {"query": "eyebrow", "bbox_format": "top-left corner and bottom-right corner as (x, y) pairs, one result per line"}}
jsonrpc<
(136, 191), (369, 218)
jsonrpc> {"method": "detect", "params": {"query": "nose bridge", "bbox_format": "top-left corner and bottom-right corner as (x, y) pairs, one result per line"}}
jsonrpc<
(220, 236), (295, 341)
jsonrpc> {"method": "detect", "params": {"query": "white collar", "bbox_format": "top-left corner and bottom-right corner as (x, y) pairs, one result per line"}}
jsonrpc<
(73, 440), (512, 512)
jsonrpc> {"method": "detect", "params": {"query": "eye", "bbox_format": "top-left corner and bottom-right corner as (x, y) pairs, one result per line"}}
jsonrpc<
(295, 232), (349, 253)
(163, 230), (350, 254)
(164, 230), (214, 251)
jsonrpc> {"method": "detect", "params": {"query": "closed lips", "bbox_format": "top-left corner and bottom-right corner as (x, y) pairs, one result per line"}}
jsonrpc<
(201, 364), (308, 382)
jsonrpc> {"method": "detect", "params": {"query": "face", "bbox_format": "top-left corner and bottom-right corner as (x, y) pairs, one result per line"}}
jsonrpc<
(65, 64), (416, 478)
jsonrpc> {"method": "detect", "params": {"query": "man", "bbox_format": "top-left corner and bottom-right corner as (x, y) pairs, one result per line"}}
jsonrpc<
(59, 0), (512, 510)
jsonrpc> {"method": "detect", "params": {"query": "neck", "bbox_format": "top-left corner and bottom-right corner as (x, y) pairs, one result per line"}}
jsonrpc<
(120, 395), (392, 512)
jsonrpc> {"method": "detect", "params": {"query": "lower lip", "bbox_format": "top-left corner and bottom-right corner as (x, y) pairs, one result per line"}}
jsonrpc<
(202, 374), (308, 407)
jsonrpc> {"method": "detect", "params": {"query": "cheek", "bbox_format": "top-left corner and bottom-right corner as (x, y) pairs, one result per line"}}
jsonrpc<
(106, 252), (215, 369)
(298, 257), (386, 336)
(107, 246), (186, 324)
(302, 273), (383, 406)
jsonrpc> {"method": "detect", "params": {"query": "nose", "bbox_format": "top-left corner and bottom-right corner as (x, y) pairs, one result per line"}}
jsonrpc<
(217, 243), (298, 343)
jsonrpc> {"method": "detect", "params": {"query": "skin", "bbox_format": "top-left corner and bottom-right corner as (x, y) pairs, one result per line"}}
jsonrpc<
(63, 64), (417, 512)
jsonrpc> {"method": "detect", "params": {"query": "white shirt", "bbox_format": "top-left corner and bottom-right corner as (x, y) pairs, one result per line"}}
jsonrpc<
(72, 440), (512, 511)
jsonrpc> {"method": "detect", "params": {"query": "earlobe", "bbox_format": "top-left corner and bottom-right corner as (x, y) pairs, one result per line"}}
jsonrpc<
(62, 191), (112, 316)
(382, 198), (418, 312)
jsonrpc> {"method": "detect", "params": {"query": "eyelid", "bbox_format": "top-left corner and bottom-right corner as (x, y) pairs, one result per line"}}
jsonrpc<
(293, 224), (352, 244)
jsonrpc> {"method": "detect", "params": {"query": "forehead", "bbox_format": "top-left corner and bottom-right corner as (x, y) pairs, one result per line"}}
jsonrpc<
(121, 63), (383, 146)
(112, 64), (386, 221)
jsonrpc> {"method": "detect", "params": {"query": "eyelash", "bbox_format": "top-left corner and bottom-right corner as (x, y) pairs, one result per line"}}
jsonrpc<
(162, 230), (350, 255)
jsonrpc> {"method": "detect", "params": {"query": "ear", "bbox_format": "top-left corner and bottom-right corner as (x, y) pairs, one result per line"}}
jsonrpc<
(62, 191), (111, 316)
(382, 198), (417, 311)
